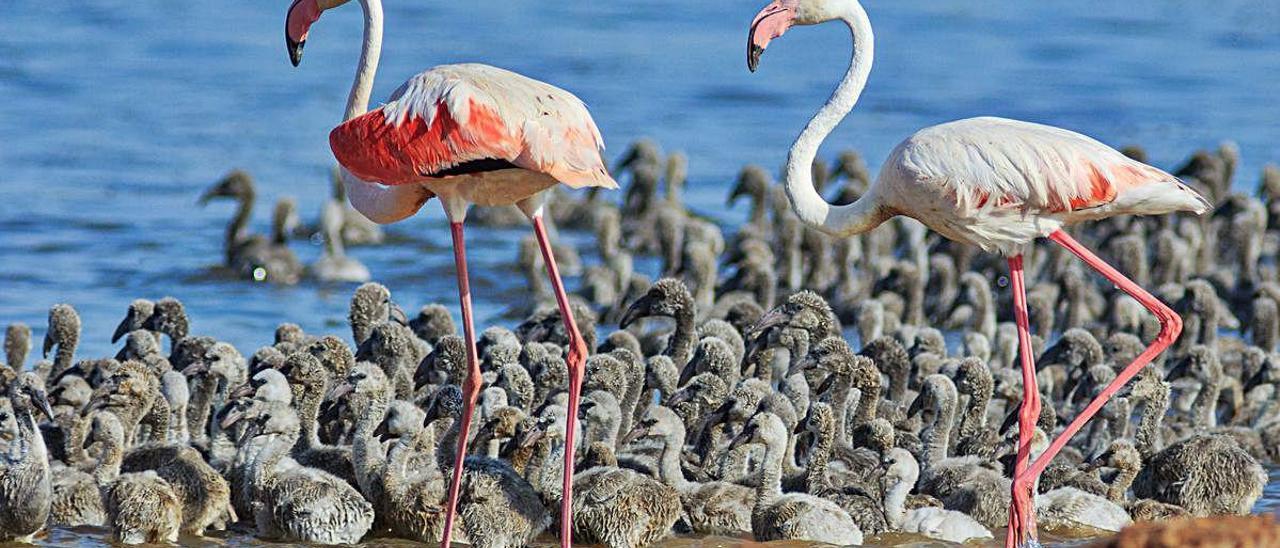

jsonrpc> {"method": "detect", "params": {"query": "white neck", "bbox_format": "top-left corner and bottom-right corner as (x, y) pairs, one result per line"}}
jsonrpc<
(882, 472), (911, 529)
(784, 3), (889, 237)
(344, 0), (383, 122)
(657, 428), (691, 490)
(339, 0), (425, 224)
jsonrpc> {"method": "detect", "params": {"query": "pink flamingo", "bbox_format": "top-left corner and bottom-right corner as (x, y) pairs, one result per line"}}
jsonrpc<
(746, 0), (1210, 546)
(284, 0), (616, 546)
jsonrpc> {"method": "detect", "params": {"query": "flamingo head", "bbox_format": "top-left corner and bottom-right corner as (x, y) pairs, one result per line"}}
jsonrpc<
(285, 0), (349, 67)
(747, 0), (798, 72)
(749, 0), (859, 71)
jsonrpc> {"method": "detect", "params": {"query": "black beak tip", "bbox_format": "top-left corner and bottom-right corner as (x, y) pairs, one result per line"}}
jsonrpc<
(38, 400), (55, 421)
(618, 306), (641, 329)
(390, 304), (409, 326)
(111, 321), (129, 344)
(748, 46), (763, 72)
(288, 38), (305, 67)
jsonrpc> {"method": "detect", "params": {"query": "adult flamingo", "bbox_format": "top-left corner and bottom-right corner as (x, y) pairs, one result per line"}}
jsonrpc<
(284, 1), (617, 546)
(745, 0), (1210, 546)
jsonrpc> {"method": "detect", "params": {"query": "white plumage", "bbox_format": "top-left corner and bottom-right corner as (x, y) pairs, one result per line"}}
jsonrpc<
(878, 117), (1211, 255)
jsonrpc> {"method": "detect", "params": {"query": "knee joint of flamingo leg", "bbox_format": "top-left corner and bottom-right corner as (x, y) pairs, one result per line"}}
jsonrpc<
(1159, 310), (1184, 344)
(1019, 402), (1038, 423)
(463, 374), (483, 399)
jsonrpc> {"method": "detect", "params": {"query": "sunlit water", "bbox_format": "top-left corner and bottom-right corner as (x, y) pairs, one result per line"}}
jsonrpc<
(3, 1), (1280, 545)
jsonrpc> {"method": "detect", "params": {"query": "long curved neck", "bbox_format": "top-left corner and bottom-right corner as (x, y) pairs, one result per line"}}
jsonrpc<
(1193, 371), (1220, 429)
(169, 399), (188, 444)
(888, 358), (909, 403)
(922, 393), (955, 466)
(1108, 463), (1139, 503)
(55, 332), (78, 373)
(344, 0), (383, 123)
(1135, 388), (1167, 458)
(253, 430), (297, 486)
(294, 383), (326, 450)
(805, 416), (834, 493)
(882, 470), (913, 529)
(188, 375), (218, 444)
(785, 6), (889, 238)
(6, 403), (46, 466)
(339, 0), (425, 224)
(351, 391), (389, 497)
(853, 377), (879, 426)
(93, 430), (124, 484)
(227, 192), (254, 264)
(667, 306), (697, 369)
(657, 428), (690, 490)
(958, 381), (991, 438)
(756, 432), (785, 503)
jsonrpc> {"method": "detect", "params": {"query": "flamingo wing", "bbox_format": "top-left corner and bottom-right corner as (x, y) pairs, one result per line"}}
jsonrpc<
(330, 64), (617, 190)
(890, 117), (1211, 219)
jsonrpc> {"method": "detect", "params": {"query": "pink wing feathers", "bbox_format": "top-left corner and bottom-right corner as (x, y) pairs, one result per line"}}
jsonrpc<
(331, 64), (618, 190)
(892, 117), (1210, 218)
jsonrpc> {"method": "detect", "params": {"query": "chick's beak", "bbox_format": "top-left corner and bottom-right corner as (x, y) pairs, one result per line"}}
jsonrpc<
(111, 317), (132, 344)
(390, 304), (409, 325)
(619, 296), (651, 329)
(328, 381), (355, 401)
(35, 393), (55, 421)
(620, 425), (647, 446)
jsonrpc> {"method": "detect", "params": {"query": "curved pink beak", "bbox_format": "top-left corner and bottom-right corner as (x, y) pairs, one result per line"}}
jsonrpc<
(748, 0), (797, 72)
(286, 0), (323, 66)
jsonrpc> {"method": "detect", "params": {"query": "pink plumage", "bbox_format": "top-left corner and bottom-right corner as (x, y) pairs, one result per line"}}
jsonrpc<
(330, 64), (616, 191)
(285, 2), (614, 546)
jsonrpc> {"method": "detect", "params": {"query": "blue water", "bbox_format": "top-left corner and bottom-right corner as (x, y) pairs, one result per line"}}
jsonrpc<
(2, 0), (1280, 365)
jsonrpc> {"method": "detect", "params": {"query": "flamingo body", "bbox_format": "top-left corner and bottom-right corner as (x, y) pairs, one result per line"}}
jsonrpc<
(286, 1), (613, 545)
(745, 1), (1209, 546)
(874, 117), (1210, 255)
(330, 64), (616, 206)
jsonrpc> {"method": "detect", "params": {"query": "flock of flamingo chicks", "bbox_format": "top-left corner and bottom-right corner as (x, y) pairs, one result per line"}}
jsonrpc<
(1, 137), (1278, 547)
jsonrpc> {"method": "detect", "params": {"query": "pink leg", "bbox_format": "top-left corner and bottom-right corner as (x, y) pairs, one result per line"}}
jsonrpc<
(1006, 255), (1040, 548)
(441, 222), (481, 548)
(1008, 229), (1183, 548)
(1024, 230), (1182, 477)
(532, 214), (589, 548)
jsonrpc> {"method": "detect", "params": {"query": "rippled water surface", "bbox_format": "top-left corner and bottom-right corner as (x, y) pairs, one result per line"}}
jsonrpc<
(3, 1), (1280, 545)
